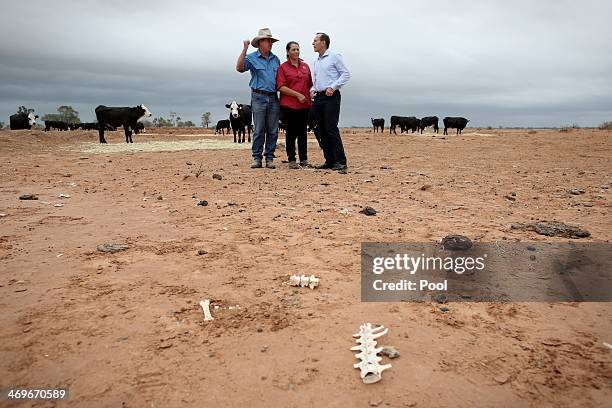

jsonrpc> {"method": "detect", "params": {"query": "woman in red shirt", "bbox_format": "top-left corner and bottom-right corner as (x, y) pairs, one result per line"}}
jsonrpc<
(276, 41), (313, 169)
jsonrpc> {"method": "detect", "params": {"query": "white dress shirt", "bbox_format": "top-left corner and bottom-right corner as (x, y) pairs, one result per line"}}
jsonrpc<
(313, 49), (351, 92)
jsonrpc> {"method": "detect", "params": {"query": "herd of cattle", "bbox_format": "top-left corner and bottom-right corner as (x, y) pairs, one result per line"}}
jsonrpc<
(371, 116), (470, 135)
(7, 105), (470, 144)
(8, 105), (152, 144)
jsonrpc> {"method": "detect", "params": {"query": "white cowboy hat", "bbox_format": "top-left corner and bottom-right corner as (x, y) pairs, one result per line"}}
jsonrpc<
(250, 27), (279, 47)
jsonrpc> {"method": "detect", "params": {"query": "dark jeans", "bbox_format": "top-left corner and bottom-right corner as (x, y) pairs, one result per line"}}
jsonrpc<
(281, 106), (309, 162)
(312, 91), (346, 166)
(251, 91), (279, 161)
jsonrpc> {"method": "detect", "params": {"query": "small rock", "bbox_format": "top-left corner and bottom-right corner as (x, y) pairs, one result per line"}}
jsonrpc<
(526, 245), (536, 251)
(434, 294), (448, 304)
(568, 188), (585, 195)
(157, 195), (163, 200)
(529, 254), (536, 261)
(208, 351), (216, 358)
(369, 398), (383, 407)
(493, 374), (509, 384)
(19, 194), (38, 200)
(504, 194), (516, 202)
(197, 200), (209, 206)
(419, 184), (432, 191)
(261, 345), (268, 352)
(97, 243), (129, 253)
(439, 306), (450, 312)
(360, 206), (377, 216)
(197, 248), (208, 256)
(380, 346), (400, 359)
(441, 234), (473, 250)
(511, 220), (590, 238)
(212, 173), (223, 180)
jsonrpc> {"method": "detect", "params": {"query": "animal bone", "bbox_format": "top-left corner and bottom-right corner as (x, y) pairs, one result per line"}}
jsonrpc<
(199, 299), (213, 321)
(351, 323), (391, 384)
(289, 274), (319, 289)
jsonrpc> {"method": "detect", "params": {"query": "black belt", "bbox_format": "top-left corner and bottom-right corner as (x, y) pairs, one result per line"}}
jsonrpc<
(314, 90), (339, 96)
(252, 88), (277, 96)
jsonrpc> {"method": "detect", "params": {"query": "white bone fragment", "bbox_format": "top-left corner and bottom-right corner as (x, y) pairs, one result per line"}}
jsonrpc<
(199, 299), (213, 321)
(289, 274), (319, 289)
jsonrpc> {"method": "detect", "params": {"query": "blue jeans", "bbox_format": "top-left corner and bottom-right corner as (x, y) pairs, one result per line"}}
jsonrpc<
(251, 91), (280, 161)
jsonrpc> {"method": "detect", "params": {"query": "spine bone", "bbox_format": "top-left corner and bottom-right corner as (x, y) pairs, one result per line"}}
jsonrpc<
(351, 323), (391, 384)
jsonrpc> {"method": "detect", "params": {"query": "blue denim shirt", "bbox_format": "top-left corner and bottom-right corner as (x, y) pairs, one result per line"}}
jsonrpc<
(244, 50), (280, 93)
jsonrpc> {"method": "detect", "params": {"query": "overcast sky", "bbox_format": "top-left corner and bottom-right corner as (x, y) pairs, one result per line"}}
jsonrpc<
(1, 0), (611, 127)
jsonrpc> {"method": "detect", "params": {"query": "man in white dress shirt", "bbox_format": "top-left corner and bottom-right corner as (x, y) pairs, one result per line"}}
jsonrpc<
(311, 32), (351, 171)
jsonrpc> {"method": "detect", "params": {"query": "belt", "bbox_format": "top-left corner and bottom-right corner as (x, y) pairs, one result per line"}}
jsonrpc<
(252, 88), (277, 96)
(314, 90), (339, 96)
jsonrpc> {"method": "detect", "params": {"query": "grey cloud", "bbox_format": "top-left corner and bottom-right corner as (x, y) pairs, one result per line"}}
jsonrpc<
(1, 0), (611, 128)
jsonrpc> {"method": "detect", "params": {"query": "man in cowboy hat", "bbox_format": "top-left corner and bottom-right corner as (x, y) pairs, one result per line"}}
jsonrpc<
(236, 28), (281, 169)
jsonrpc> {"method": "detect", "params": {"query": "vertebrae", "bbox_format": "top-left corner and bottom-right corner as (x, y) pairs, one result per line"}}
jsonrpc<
(289, 274), (320, 289)
(351, 323), (392, 384)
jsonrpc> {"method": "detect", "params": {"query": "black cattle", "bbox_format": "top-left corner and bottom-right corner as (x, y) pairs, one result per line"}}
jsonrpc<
(134, 122), (145, 134)
(76, 122), (98, 130)
(225, 101), (252, 143)
(443, 117), (470, 135)
(9, 112), (38, 130)
(214, 119), (231, 135)
(307, 109), (318, 133)
(419, 116), (439, 134)
(390, 116), (419, 134)
(44, 120), (70, 131)
(371, 118), (385, 133)
(94, 104), (151, 143)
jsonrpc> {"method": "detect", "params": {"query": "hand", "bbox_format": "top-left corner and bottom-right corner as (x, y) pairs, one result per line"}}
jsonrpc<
(243, 40), (250, 50)
(325, 87), (334, 96)
(297, 93), (306, 104)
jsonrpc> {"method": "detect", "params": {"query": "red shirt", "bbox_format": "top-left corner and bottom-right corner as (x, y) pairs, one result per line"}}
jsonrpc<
(276, 59), (313, 109)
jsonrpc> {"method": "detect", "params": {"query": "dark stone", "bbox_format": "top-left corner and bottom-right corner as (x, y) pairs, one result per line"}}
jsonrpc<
(434, 294), (448, 304)
(197, 248), (207, 256)
(212, 173), (223, 180)
(526, 245), (536, 251)
(361, 206), (377, 216)
(19, 194), (38, 200)
(197, 200), (209, 206)
(439, 306), (450, 312)
(442, 235), (473, 250)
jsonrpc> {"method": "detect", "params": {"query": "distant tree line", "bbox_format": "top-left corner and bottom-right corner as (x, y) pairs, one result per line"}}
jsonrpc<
(41, 105), (81, 124)
(8, 106), (215, 129)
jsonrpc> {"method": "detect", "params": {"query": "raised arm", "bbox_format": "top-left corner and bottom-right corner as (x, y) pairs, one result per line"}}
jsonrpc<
(236, 40), (250, 73)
